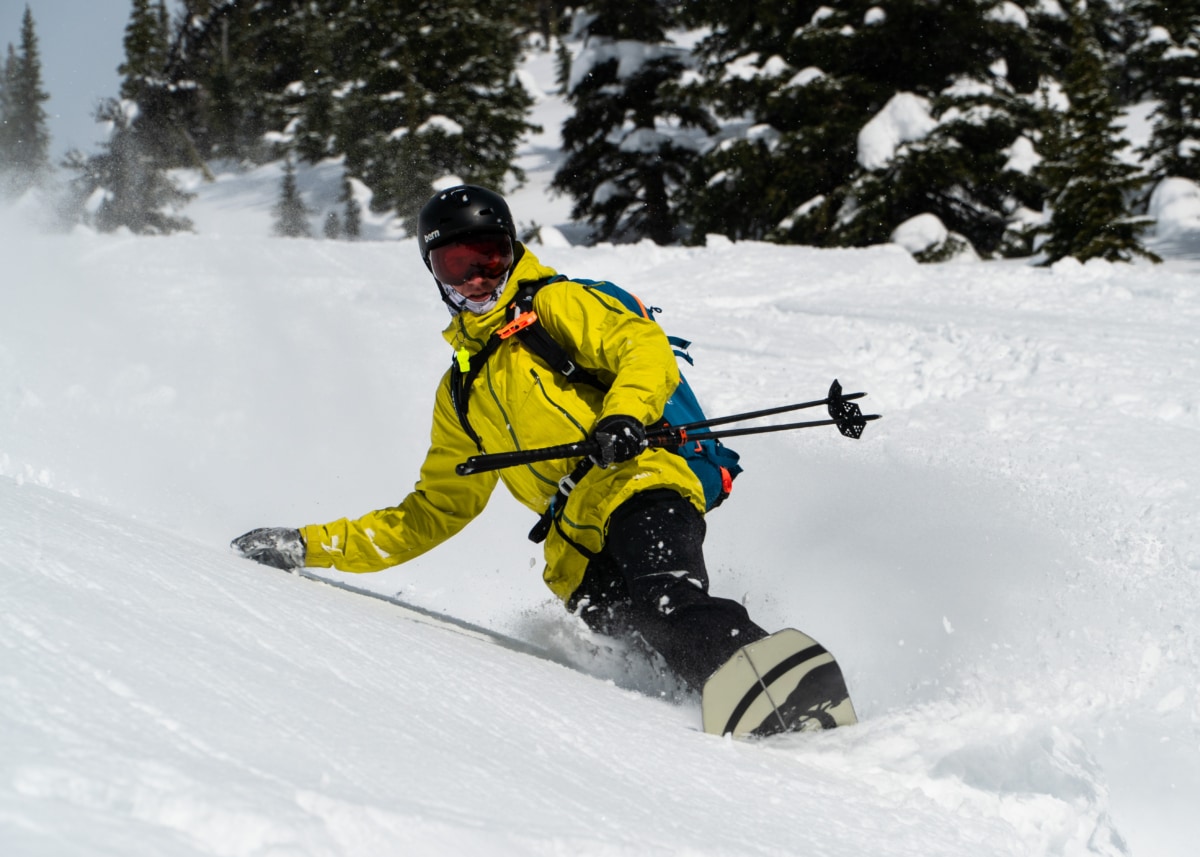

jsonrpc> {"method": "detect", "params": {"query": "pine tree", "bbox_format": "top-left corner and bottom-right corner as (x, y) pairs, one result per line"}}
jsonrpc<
(65, 98), (194, 234)
(1034, 4), (1158, 265)
(293, 6), (337, 164)
(118, 0), (192, 170)
(323, 210), (342, 239)
(1030, 0), (1141, 100)
(511, 0), (571, 50)
(273, 155), (311, 238)
(340, 171), (361, 240)
(0, 5), (51, 195)
(683, 0), (868, 242)
(119, 0), (170, 106)
(1128, 0), (1200, 181)
(332, 0), (535, 226)
(684, 0), (1053, 254)
(814, 2), (1048, 255)
(0, 46), (15, 161)
(174, 0), (257, 159)
(60, 0), (196, 234)
(170, 0), (313, 161)
(168, 0), (535, 231)
(552, 2), (713, 244)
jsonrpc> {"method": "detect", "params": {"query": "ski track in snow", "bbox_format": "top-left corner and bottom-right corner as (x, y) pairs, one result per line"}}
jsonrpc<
(3, 42), (1200, 857)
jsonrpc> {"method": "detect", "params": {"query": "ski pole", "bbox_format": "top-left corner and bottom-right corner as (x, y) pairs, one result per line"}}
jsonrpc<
(654, 414), (880, 447)
(667, 383), (868, 433)
(455, 380), (880, 476)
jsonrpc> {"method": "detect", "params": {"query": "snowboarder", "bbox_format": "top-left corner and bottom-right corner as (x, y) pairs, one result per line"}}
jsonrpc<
(232, 184), (772, 693)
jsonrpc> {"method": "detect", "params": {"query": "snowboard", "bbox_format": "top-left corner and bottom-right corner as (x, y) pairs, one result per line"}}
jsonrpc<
(701, 628), (857, 738)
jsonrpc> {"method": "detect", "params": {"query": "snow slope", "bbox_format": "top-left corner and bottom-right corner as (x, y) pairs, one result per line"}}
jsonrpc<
(4, 44), (1200, 857)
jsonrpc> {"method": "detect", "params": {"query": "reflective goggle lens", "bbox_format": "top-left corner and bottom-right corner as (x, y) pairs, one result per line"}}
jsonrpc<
(429, 235), (513, 286)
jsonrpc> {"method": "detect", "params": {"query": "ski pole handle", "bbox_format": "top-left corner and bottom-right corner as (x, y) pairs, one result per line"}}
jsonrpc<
(456, 431), (688, 475)
(455, 439), (600, 475)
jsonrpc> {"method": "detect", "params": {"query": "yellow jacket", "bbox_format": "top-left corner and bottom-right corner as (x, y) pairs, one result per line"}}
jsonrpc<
(301, 245), (706, 601)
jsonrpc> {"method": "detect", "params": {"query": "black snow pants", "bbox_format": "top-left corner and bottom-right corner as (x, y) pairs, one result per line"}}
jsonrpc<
(567, 488), (768, 690)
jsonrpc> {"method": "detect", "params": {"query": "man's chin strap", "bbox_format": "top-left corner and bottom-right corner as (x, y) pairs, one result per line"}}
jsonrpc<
(438, 277), (506, 316)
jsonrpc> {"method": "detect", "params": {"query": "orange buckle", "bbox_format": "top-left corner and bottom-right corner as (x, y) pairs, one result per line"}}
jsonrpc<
(498, 311), (538, 339)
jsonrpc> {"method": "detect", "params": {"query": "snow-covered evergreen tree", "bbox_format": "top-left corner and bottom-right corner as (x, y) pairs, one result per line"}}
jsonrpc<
(682, 0), (838, 242)
(820, 1), (1052, 256)
(513, 0), (571, 50)
(273, 155), (311, 238)
(552, 2), (712, 244)
(169, 0), (534, 229)
(292, 7), (337, 165)
(65, 98), (194, 235)
(61, 0), (196, 234)
(117, 0), (199, 171)
(1128, 0), (1200, 182)
(170, 0), (315, 162)
(1033, 3), (1158, 265)
(119, 0), (170, 106)
(323, 211), (342, 239)
(685, 1), (1054, 256)
(0, 47), (13, 155)
(169, 1), (259, 160)
(332, 0), (535, 225)
(0, 5), (51, 195)
(339, 171), (361, 240)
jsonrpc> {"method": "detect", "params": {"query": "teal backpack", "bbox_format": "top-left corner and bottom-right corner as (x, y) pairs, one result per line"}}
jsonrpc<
(562, 277), (742, 510)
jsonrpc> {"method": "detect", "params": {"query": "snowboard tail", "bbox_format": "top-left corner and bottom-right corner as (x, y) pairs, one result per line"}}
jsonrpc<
(701, 628), (857, 737)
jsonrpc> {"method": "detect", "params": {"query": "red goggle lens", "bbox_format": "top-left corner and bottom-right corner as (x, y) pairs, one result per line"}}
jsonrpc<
(429, 235), (513, 286)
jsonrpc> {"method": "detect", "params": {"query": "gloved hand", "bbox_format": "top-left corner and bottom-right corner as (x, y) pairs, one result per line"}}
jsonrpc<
(231, 527), (306, 571)
(589, 414), (647, 468)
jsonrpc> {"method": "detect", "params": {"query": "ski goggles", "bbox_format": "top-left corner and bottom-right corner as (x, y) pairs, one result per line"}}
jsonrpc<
(429, 234), (514, 287)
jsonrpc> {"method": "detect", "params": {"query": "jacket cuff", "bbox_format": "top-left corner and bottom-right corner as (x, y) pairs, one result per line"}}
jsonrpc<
(299, 524), (335, 568)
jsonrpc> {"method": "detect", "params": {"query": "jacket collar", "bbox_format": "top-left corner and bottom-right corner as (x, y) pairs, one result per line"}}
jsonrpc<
(441, 243), (560, 353)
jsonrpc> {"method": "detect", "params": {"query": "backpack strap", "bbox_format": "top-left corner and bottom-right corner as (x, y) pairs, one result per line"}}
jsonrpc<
(449, 333), (502, 452)
(449, 276), (607, 451)
(506, 279), (608, 392)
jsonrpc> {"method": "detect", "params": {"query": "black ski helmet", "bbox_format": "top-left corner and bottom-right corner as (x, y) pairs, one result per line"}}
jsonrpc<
(417, 185), (516, 268)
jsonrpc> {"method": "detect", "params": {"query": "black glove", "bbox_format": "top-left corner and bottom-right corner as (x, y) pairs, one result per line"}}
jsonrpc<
(589, 414), (647, 469)
(231, 527), (306, 571)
